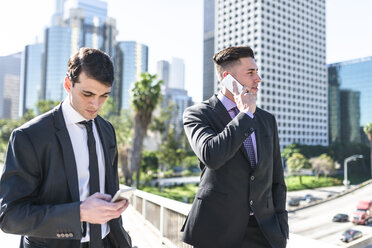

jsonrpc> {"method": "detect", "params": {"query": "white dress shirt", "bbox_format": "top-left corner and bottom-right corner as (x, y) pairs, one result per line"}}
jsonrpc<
(62, 99), (109, 242)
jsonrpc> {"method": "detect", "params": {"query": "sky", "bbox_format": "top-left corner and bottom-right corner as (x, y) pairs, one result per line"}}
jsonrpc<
(1, 0), (372, 102)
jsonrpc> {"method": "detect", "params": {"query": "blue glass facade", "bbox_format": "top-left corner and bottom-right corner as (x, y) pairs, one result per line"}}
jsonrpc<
(44, 26), (71, 101)
(22, 44), (44, 114)
(118, 42), (148, 109)
(328, 57), (372, 126)
(43, 0), (113, 102)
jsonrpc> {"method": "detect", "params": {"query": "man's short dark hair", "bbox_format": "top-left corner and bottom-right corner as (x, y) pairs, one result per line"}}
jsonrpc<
(213, 46), (255, 80)
(67, 47), (114, 87)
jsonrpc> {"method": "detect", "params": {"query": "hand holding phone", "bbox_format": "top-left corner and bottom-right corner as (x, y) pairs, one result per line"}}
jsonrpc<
(221, 74), (243, 95)
(111, 187), (136, 203)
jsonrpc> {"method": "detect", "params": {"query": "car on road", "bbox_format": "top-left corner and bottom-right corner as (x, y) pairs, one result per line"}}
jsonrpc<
(303, 194), (317, 203)
(340, 229), (362, 243)
(288, 197), (302, 207)
(332, 213), (349, 222)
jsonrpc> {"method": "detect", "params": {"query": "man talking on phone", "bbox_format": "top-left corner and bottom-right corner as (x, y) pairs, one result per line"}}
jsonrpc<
(0, 48), (131, 248)
(181, 46), (288, 248)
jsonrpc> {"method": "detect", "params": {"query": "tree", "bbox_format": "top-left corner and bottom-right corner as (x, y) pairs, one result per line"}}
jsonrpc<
(309, 153), (335, 177)
(36, 100), (60, 114)
(286, 153), (311, 184)
(129, 73), (162, 187)
(141, 150), (159, 173)
(364, 123), (372, 178)
(158, 127), (187, 170)
(281, 144), (300, 160)
(100, 97), (133, 184)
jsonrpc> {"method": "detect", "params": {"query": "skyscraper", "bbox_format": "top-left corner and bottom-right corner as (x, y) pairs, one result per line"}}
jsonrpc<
(169, 57), (185, 90)
(117, 41), (148, 109)
(328, 56), (372, 126)
(42, 0), (117, 102)
(0, 52), (22, 119)
(214, 0), (328, 148)
(328, 69), (361, 144)
(157, 59), (193, 134)
(157, 60), (170, 89)
(203, 0), (216, 100)
(340, 90), (361, 143)
(20, 43), (44, 115)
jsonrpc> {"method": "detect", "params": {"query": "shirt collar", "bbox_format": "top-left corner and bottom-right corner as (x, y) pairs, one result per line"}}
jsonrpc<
(217, 91), (236, 112)
(62, 97), (89, 125)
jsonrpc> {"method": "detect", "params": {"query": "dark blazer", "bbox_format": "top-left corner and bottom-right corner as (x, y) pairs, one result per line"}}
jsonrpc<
(0, 103), (132, 248)
(181, 95), (288, 248)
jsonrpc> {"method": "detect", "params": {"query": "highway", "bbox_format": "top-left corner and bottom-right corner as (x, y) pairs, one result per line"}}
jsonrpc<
(289, 182), (372, 247)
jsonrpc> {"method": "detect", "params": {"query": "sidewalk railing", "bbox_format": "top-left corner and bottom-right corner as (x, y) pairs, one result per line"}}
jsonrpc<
(128, 186), (193, 248)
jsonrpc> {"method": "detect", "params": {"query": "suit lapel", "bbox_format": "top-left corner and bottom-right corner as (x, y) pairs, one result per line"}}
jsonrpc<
(53, 104), (80, 202)
(252, 109), (264, 169)
(209, 95), (252, 165)
(209, 95), (232, 127)
(95, 117), (116, 196)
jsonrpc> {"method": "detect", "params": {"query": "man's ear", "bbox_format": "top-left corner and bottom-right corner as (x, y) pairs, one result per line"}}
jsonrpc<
(64, 76), (72, 93)
(222, 71), (229, 79)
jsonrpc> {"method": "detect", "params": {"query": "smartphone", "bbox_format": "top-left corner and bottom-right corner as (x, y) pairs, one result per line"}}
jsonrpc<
(221, 74), (243, 94)
(111, 187), (136, 203)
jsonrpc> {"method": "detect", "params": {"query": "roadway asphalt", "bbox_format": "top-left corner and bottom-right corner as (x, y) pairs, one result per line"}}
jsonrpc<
(289, 182), (372, 247)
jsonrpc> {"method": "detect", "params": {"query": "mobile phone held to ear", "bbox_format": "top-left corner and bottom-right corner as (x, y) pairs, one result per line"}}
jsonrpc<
(111, 187), (136, 203)
(221, 74), (243, 94)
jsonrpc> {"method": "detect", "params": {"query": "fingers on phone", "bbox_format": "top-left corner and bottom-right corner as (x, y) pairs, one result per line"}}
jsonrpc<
(232, 81), (238, 95)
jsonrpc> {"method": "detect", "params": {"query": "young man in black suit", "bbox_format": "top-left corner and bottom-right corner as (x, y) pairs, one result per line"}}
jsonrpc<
(0, 48), (132, 248)
(181, 46), (288, 248)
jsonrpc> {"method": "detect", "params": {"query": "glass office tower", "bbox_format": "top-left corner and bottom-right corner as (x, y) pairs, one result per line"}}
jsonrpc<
(117, 41), (148, 109)
(21, 43), (44, 114)
(328, 57), (372, 126)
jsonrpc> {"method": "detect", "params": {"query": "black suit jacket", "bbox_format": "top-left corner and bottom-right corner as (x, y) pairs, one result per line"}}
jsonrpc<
(181, 95), (288, 248)
(0, 103), (132, 248)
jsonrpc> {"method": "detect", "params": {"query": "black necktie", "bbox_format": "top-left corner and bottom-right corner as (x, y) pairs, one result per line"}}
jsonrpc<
(79, 120), (102, 247)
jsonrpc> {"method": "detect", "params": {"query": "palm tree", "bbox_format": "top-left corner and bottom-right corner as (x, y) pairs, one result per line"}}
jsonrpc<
(363, 123), (372, 178)
(129, 73), (162, 187)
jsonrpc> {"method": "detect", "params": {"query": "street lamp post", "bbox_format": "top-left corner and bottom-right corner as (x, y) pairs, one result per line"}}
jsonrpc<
(343, 154), (363, 188)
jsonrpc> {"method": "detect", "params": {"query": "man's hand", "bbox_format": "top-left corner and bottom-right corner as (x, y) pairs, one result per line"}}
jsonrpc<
(232, 81), (257, 114)
(80, 192), (129, 224)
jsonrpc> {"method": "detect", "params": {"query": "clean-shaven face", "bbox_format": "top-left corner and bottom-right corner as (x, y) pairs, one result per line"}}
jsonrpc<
(65, 71), (111, 120)
(230, 57), (262, 94)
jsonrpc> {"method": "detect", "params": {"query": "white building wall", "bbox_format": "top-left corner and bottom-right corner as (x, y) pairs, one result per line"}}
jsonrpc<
(215, 0), (328, 148)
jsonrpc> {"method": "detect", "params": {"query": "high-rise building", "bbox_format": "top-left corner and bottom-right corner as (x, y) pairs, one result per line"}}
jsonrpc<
(328, 69), (361, 144)
(0, 52), (22, 119)
(340, 90), (361, 143)
(214, 0), (328, 148)
(328, 68), (341, 143)
(157, 60), (170, 89)
(157, 59), (193, 135)
(42, 0), (117, 102)
(328, 57), (372, 126)
(163, 88), (193, 133)
(20, 43), (44, 115)
(203, 0), (216, 100)
(43, 26), (71, 101)
(117, 41), (148, 109)
(169, 57), (185, 90)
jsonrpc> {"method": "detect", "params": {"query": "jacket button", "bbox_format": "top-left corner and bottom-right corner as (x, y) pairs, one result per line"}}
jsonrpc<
(56, 233), (61, 238)
(251, 176), (255, 181)
(250, 128), (254, 132)
(69, 233), (74, 238)
(250, 200), (253, 205)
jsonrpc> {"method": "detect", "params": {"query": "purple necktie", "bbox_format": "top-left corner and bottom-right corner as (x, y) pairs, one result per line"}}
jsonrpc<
(231, 107), (257, 169)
